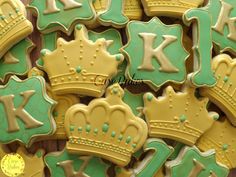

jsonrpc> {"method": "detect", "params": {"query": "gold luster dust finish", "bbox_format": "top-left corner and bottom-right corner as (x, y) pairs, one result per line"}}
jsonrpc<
(1, 153), (25, 177)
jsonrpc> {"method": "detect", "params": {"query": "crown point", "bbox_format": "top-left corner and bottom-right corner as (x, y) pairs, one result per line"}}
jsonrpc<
(112, 88), (118, 94)
(222, 144), (229, 151)
(102, 123), (109, 133)
(76, 24), (83, 30)
(76, 66), (82, 73)
(146, 93), (153, 102)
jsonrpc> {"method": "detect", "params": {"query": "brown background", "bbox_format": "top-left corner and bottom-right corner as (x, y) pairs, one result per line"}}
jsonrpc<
(7, 0), (235, 176)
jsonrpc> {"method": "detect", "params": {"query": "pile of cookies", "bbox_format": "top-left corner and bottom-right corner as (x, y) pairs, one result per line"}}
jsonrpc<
(0, 0), (235, 176)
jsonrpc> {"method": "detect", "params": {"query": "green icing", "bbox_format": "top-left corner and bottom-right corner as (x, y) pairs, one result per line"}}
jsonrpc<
(122, 17), (189, 90)
(0, 39), (33, 82)
(0, 76), (55, 147)
(45, 149), (110, 177)
(86, 124), (91, 133)
(204, 0), (236, 54)
(88, 28), (127, 84)
(179, 115), (187, 122)
(168, 147), (229, 177)
(169, 143), (185, 160)
(183, 8), (216, 87)
(37, 32), (58, 68)
(98, 0), (129, 27)
(123, 89), (144, 118)
(102, 123), (109, 133)
(136, 138), (173, 177)
(76, 66), (82, 73)
(28, 0), (95, 34)
(126, 136), (132, 144)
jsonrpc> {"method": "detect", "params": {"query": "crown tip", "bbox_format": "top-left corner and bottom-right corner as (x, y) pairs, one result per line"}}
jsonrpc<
(106, 84), (124, 98)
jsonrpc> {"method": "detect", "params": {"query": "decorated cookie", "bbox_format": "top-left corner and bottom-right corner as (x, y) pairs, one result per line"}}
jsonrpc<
(97, 0), (143, 28)
(0, 39), (34, 83)
(0, 76), (56, 147)
(41, 24), (123, 97)
(123, 89), (144, 117)
(123, 139), (173, 177)
(200, 54), (236, 126)
(195, 0), (236, 54)
(37, 32), (59, 69)
(0, 146), (45, 177)
(197, 119), (236, 169)
(64, 83), (148, 166)
(165, 146), (229, 177)
(48, 88), (79, 139)
(121, 17), (189, 91)
(0, 0), (33, 58)
(143, 85), (219, 146)
(183, 5), (217, 87)
(28, 0), (95, 34)
(45, 149), (110, 177)
(141, 0), (204, 18)
(88, 28), (127, 84)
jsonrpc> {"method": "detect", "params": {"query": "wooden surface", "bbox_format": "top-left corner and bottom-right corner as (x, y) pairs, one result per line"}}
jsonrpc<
(8, 0), (235, 176)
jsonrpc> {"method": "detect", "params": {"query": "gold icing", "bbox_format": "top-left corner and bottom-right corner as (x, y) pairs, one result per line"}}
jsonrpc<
(42, 25), (123, 97)
(44, 0), (82, 14)
(213, 0), (236, 41)
(141, 0), (204, 17)
(57, 156), (91, 177)
(3, 52), (19, 64)
(138, 33), (178, 72)
(0, 90), (43, 132)
(200, 54), (236, 126)
(0, 0), (33, 58)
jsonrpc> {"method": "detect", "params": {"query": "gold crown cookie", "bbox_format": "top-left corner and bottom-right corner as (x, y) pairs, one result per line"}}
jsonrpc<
(64, 83), (148, 166)
(200, 54), (236, 126)
(143, 86), (219, 146)
(0, 0), (33, 58)
(41, 24), (123, 97)
(141, 0), (204, 17)
(197, 119), (236, 169)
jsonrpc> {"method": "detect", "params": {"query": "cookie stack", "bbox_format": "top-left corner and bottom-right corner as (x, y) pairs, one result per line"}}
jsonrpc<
(0, 0), (235, 176)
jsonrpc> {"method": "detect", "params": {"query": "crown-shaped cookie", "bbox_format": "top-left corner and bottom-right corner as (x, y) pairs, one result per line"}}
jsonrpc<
(141, 0), (204, 17)
(124, 0), (143, 20)
(200, 54), (236, 126)
(197, 119), (236, 169)
(143, 86), (218, 146)
(64, 83), (148, 166)
(41, 24), (123, 97)
(0, 0), (33, 58)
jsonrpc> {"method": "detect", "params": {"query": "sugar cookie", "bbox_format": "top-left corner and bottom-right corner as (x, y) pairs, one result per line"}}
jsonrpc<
(64, 83), (148, 166)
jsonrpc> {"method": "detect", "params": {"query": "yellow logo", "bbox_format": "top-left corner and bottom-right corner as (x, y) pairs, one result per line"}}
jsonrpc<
(1, 153), (25, 177)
